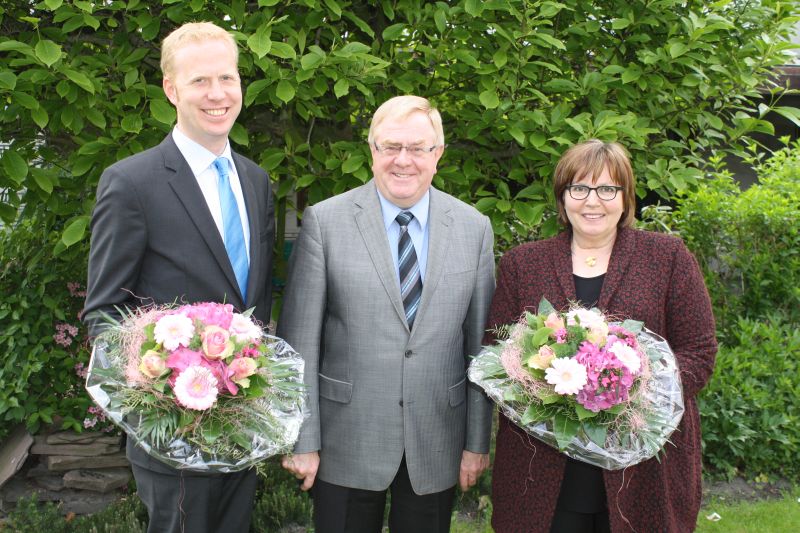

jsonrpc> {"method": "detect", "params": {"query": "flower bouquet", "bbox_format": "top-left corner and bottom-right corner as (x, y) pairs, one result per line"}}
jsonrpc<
(86, 302), (306, 472)
(468, 298), (683, 470)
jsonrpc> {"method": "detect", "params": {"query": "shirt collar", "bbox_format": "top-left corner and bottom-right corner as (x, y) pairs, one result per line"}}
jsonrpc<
(171, 127), (233, 176)
(376, 187), (430, 232)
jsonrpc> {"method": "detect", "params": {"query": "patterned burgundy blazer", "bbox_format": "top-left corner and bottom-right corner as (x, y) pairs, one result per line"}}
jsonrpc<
(486, 227), (717, 533)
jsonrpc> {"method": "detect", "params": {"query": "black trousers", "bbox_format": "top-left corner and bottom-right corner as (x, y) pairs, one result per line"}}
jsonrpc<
(312, 457), (456, 533)
(132, 463), (258, 533)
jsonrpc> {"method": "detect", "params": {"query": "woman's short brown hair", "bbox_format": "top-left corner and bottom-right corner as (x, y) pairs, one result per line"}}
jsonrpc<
(553, 139), (636, 228)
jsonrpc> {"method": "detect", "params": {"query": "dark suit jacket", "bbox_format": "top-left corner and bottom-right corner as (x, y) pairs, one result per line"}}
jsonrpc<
(487, 227), (717, 533)
(83, 133), (274, 472)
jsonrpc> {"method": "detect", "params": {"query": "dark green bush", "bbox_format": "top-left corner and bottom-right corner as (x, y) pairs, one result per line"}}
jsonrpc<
(251, 460), (313, 532)
(674, 144), (800, 336)
(1, 494), (146, 533)
(699, 314), (800, 480)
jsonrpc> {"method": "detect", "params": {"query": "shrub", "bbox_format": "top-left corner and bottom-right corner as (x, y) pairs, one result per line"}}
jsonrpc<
(699, 314), (800, 480)
(674, 144), (800, 336)
(1, 494), (146, 533)
(250, 460), (313, 531)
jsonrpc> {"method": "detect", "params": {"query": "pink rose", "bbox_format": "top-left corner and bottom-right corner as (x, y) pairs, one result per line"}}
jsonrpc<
(139, 350), (168, 379)
(527, 344), (556, 370)
(544, 312), (565, 331)
(201, 326), (234, 360)
(228, 357), (258, 386)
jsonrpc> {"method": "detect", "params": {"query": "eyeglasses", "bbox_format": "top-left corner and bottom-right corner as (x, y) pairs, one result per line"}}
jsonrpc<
(373, 142), (439, 157)
(566, 184), (624, 201)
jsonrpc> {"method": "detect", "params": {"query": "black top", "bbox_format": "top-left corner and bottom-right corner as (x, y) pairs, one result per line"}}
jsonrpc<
(555, 273), (607, 513)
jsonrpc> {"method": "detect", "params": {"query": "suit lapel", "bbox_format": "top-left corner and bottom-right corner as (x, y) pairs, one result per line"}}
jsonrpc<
(232, 152), (260, 308)
(353, 181), (409, 328)
(412, 187), (452, 336)
(162, 136), (243, 307)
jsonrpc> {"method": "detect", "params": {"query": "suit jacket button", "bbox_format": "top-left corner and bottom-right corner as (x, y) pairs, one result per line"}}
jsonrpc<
(404, 350), (412, 358)
(399, 400), (404, 407)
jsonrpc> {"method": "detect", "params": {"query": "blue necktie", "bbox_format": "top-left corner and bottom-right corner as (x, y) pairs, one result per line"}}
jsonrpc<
(396, 211), (422, 328)
(213, 157), (248, 302)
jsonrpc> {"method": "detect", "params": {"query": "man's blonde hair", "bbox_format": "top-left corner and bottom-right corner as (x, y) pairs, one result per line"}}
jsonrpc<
(368, 95), (445, 146)
(160, 22), (238, 79)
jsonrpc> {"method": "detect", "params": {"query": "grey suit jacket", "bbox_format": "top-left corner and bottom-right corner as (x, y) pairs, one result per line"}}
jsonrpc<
(277, 180), (494, 494)
(83, 133), (274, 472)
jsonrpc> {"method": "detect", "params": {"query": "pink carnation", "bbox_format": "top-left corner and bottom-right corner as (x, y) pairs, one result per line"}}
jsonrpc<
(178, 302), (234, 329)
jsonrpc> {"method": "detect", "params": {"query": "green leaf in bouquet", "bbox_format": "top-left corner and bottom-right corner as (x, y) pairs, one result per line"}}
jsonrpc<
(538, 297), (556, 316)
(203, 418), (223, 443)
(524, 310), (540, 329)
(143, 322), (156, 342)
(536, 389), (562, 405)
(583, 421), (608, 447)
(521, 403), (551, 425)
(567, 324), (585, 340)
(620, 319), (643, 334)
(553, 413), (580, 450)
(178, 410), (195, 428)
(646, 346), (663, 363)
(605, 403), (625, 415)
(552, 342), (577, 357)
(231, 430), (252, 450)
(243, 373), (268, 398)
(530, 326), (554, 348)
(575, 404), (598, 421)
(140, 340), (157, 352)
(503, 388), (520, 402)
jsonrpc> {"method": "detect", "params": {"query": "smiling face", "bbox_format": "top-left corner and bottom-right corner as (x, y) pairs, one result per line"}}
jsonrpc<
(163, 38), (241, 155)
(564, 166), (624, 244)
(369, 111), (444, 208)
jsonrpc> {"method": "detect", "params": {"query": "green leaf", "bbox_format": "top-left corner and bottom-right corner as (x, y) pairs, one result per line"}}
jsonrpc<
(121, 114), (143, 133)
(150, 99), (176, 124)
(538, 298), (556, 315)
(479, 89), (500, 109)
(300, 51), (324, 70)
(532, 32), (566, 51)
(514, 202), (546, 226)
(583, 422), (608, 447)
(611, 18), (631, 30)
(31, 106), (49, 129)
(323, 0), (342, 18)
(61, 216), (89, 246)
(334, 78), (350, 98)
(575, 404), (598, 421)
(382, 23), (406, 41)
(229, 123), (249, 147)
(553, 413), (580, 450)
(0, 71), (17, 90)
(31, 168), (53, 194)
(269, 42), (296, 60)
(262, 151), (285, 170)
(493, 49), (508, 69)
(669, 42), (689, 59)
(35, 39), (62, 67)
(434, 8), (447, 34)
(62, 68), (95, 93)
(621, 66), (642, 84)
(464, 0), (483, 16)
(245, 79), (270, 107)
(275, 80), (295, 103)
(341, 154), (366, 174)
(44, 0), (63, 9)
(247, 27), (272, 58)
(2, 150), (28, 184)
(530, 327), (554, 348)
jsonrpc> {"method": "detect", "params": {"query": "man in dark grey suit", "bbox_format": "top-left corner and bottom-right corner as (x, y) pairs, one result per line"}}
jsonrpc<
(83, 22), (274, 533)
(279, 95), (495, 532)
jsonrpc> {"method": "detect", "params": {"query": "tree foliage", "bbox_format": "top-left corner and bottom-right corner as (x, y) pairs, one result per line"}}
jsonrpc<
(0, 0), (798, 437)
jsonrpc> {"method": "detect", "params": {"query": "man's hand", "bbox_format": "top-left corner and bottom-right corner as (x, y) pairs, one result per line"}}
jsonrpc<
(458, 450), (489, 491)
(281, 452), (320, 491)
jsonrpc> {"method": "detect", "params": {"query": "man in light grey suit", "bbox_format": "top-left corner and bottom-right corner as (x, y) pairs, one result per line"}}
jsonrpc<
(83, 22), (273, 533)
(279, 95), (495, 532)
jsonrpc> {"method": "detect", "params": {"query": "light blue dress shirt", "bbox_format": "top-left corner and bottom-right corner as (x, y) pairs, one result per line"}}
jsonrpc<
(377, 188), (430, 283)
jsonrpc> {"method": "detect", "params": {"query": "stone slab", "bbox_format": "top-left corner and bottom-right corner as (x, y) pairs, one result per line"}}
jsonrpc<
(31, 440), (120, 457)
(0, 473), (125, 515)
(46, 431), (121, 446)
(0, 425), (34, 490)
(46, 452), (129, 471)
(63, 468), (130, 493)
(32, 474), (65, 491)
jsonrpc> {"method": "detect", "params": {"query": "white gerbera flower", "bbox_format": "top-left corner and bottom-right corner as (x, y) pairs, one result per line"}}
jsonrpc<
(173, 365), (218, 410)
(229, 313), (262, 343)
(609, 342), (642, 374)
(545, 357), (588, 395)
(566, 307), (606, 329)
(154, 313), (195, 351)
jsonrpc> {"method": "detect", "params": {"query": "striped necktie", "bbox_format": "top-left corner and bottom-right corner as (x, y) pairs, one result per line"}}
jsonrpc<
(396, 211), (422, 328)
(213, 157), (249, 302)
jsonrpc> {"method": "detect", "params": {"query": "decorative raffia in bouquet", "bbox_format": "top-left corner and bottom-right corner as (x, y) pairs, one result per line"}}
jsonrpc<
(86, 302), (306, 472)
(468, 298), (683, 470)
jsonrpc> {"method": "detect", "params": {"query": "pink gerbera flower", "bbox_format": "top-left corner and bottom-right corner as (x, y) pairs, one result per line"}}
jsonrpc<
(173, 365), (218, 410)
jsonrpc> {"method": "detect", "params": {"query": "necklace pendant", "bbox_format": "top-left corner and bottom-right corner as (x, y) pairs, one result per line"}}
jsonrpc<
(585, 256), (597, 267)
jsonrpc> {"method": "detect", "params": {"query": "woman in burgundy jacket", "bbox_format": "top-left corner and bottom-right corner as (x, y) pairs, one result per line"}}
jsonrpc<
(488, 140), (717, 532)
